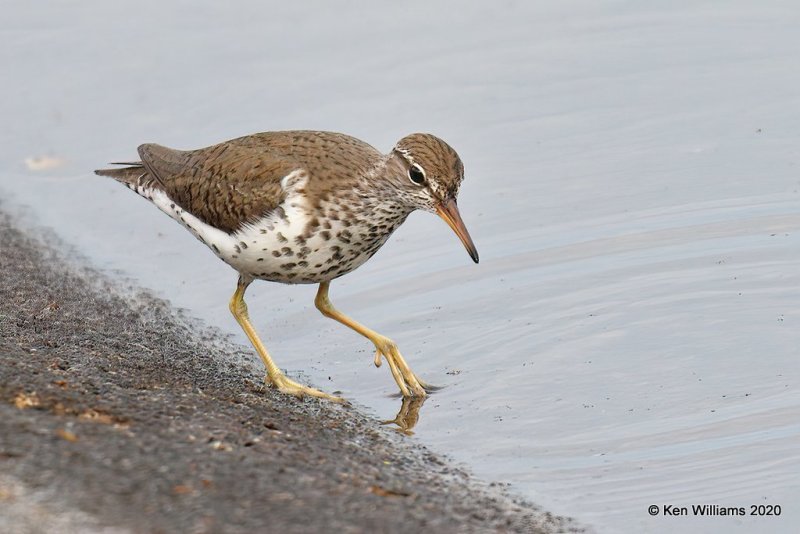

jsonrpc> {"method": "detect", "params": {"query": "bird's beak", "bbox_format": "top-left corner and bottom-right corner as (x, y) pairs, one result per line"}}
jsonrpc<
(436, 197), (479, 264)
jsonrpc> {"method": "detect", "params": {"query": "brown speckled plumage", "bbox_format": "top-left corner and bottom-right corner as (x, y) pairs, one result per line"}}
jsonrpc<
(96, 130), (474, 284)
(96, 130), (478, 402)
(123, 132), (381, 233)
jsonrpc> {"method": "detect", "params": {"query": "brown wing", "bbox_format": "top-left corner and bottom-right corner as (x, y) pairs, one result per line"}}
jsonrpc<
(137, 140), (301, 233)
(135, 131), (383, 233)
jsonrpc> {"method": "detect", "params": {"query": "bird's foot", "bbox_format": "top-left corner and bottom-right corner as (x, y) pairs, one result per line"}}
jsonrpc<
(371, 335), (429, 398)
(265, 373), (344, 403)
(413, 376), (443, 392)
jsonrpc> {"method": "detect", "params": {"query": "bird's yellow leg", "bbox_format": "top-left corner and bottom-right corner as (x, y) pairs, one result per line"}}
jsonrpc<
(314, 282), (428, 398)
(230, 277), (343, 402)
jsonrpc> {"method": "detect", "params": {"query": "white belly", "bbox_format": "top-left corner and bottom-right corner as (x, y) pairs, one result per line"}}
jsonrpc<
(138, 182), (400, 284)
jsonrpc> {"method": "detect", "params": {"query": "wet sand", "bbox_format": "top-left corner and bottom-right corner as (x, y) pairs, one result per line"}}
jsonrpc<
(0, 210), (577, 533)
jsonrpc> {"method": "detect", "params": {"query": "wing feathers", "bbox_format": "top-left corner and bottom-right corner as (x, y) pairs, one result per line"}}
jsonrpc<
(135, 142), (293, 233)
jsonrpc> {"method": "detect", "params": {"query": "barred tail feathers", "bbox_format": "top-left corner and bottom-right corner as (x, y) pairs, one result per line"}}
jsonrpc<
(94, 162), (165, 195)
(94, 162), (144, 183)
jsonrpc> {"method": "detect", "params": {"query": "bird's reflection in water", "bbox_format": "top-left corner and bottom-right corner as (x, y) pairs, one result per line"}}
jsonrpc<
(381, 395), (427, 435)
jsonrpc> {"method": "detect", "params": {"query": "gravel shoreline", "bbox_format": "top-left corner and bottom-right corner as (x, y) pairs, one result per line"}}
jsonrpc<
(0, 210), (578, 533)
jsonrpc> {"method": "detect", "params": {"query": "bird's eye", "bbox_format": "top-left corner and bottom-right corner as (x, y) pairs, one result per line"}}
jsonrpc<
(408, 165), (426, 186)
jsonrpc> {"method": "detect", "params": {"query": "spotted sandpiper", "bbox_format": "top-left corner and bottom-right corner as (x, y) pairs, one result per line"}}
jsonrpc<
(96, 131), (478, 401)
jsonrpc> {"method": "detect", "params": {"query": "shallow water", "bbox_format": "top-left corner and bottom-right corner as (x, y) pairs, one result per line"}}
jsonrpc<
(3, 2), (799, 532)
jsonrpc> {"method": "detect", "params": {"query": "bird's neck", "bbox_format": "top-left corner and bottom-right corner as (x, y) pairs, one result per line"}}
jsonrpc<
(354, 155), (416, 215)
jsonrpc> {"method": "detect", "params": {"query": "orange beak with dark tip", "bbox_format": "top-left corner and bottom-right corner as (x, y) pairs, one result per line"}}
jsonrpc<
(436, 197), (479, 264)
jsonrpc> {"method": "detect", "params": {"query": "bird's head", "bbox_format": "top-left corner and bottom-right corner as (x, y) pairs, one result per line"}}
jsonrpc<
(389, 133), (479, 264)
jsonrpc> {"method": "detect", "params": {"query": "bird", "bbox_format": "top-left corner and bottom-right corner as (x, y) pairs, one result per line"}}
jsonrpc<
(96, 131), (478, 402)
